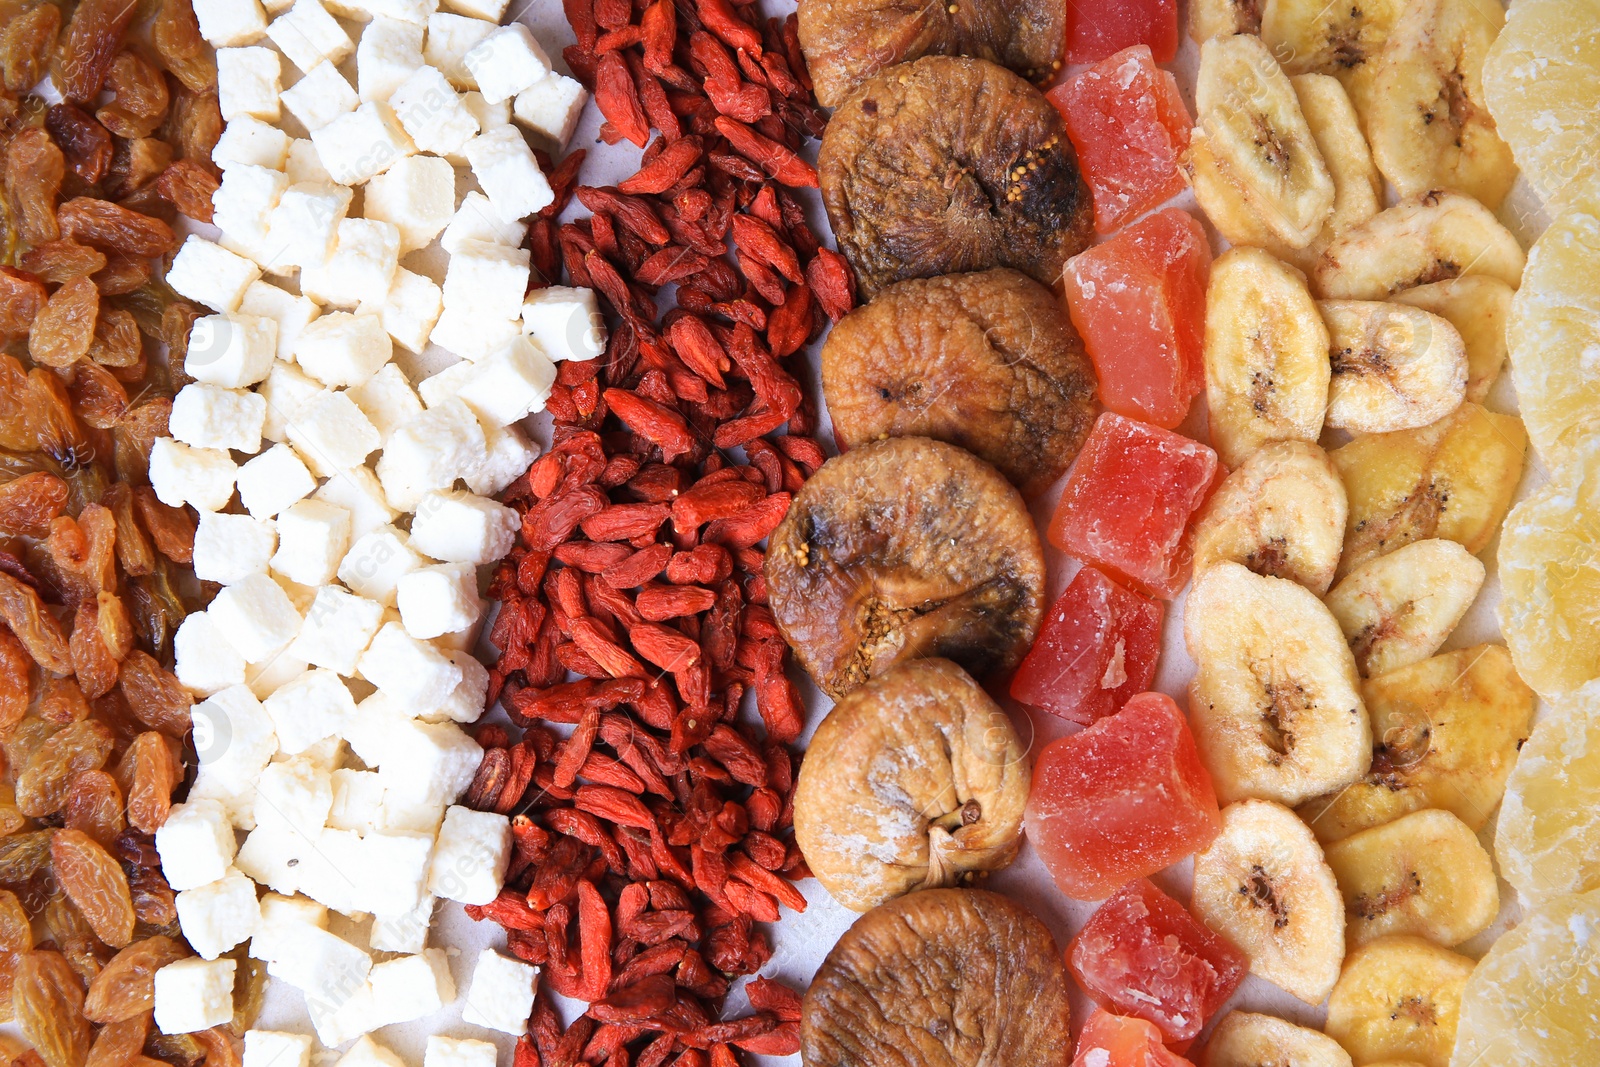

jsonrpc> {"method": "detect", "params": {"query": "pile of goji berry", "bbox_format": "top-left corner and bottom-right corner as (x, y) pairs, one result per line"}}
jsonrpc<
(464, 0), (857, 1061)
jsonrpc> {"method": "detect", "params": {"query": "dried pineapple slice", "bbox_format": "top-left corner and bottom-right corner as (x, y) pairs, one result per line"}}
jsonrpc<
(1496, 689), (1600, 909)
(1391, 276), (1512, 405)
(1324, 935), (1474, 1067)
(1298, 644), (1535, 844)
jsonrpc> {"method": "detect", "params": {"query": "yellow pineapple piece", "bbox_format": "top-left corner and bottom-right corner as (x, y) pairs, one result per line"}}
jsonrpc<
(1496, 689), (1600, 909)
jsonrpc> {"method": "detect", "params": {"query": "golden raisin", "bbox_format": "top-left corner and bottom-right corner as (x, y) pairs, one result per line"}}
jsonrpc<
(126, 867), (175, 929)
(0, 272), (48, 348)
(191, 1029), (241, 1067)
(112, 401), (170, 487)
(82, 935), (185, 1024)
(159, 85), (220, 169)
(86, 1014), (151, 1067)
(63, 770), (126, 848)
(50, 505), (119, 607)
(130, 489), (192, 564)
(37, 675), (92, 726)
(0, 570), (71, 674)
(116, 733), (179, 833)
(3, 127), (64, 243)
(70, 598), (123, 699)
(55, 0), (140, 104)
(56, 199), (176, 258)
(18, 240), (108, 284)
(100, 484), (154, 577)
(69, 362), (130, 430)
(105, 137), (174, 199)
(150, 0), (213, 93)
(16, 719), (116, 817)
(0, 628), (31, 737)
(30, 276), (100, 369)
(45, 890), (115, 984)
(0, 889), (34, 952)
(117, 652), (191, 737)
(144, 1031), (204, 1067)
(153, 160), (216, 223)
(51, 829), (136, 949)
(104, 53), (168, 124)
(27, 368), (91, 471)
(91, 253), (152, 296)
(15, 950), (92, 1067)
(0, 471), (70, 537)
(87, 307), (142, 369)
(45, 104), (112, 184)
(0, 4), (61, 94)
(158, 302), (202, 388)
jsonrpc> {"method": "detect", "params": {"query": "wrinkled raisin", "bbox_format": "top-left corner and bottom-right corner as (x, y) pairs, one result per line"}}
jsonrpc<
(97, 52), (168, 138)
(0, 470), (69, 537)
(85, 1012), (149, 1067)
(50, 504), (119, 606)
(19, 239), (108, 284)
(28, 367), (91, 472)
(0, 828), (55, 886)
(126, 866), (175, 929)
(17, 719), (115, 817)
(106, 137), (174, 199)
(45, 890), (114, 984)
(131, 488), (192, 564)
(0, 891), (32, 954)
(0, 4), (60, 93)
(15, 950), (92, 1067)
(82, 935), (185, 1024)
(87, 306), (142, 368)
(69, 362), (130, 430)
(112, 400), (170, 487)
(57, 198), (176, 257)
(0, 271), (47, 348)
(117, 651), (191, 736)
(4, 126), (64, 244)
(38, 674), (92, 725)
(145, 1031), (204, 1067)
(92, 253), (153, 297)
(160, 85), (221, 169)
(158, 301), (202, 387)
(63, 770), (126, 848)
(29, 276), (99, 368)
(100, 484), (154, 577)
(117, 732), (180, 833)
(154, 159), (216, 222)
(51, 828), (136, 949)
(0, 782), (30, 837)
(56, 0), (139, 104)
(43, 102), (111, 185)
(0, 569), (72, 674)
(151, 0), (214, 93)
(0, 627), (31, 734)
(70, 597), (124, 699)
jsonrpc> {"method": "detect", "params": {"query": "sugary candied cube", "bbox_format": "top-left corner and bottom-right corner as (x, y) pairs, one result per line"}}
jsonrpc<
(430, 648), (488, 723)
(259, 362), (322, 445)
(425, 1037), (496, 1067)
(148, 438), (238, 513)
(460, 90), (509, 136)
(461, 949), (536, 1035)
(285, 138), (332, 183)
(213, 165), (289, 265)
(339, 525), (426, 605)
(1048, 413), (1218, 599)
(1065, 0), (1178, 65)
(1063, 208), (1211, 429)
(443, 239), (531, 322)
(1025, 692), (1222, 900)
(290, 586), (385, 674)
(279, 60), (358, 131)
(364, 155), (455, 253)
(358, 621), (464, 711)
(315, 467), (398, 540)
(360, 267), (444, 354)
(213, 116), (291, 171)
(463, 24), (551, 104)
(186, 313), (278, 389)
(266, 182), (353, 272)
(155, 957), (237, 1034)
(157, 799), (239, 891)
(390, 65), (480, 157)
(410, 489), (518, 563)
(1009, 564), (1163, 725)
(208, 573), (304, 662)
(174, 867), (262, 959)
(464, 126), (553, 223)
(237, 443), (317, 520)
(267, 0), (353, 73)
(294, 311), (393, 388)
(513, 74), (587, 151)
(371, 894), (433, 954)
(347, 363), (423, 445)
(218, 46), (282, 121)
(417, 360), (476, 409)
(328, 768), (385, 834)
(195, 0), (267, 47)
(442, 190), (526, 252)
(466, 422), (537, 497)
(175, 614), (248, 696)
(168, 235), (263, 313)
(285, 391), (382, 476)
(240, 282), (320, 364)
(1070, 1009), (1194, 1067)
(193, 512), (277, 586)
(357, 17), (425, 103)
(440, 0), (508, 26)
(1069, 879), (1247, 1044)
(375, 399), (488, 510)
(311, 102), (415, 185)
(243, 1031), (313, 1067)
(522, 286), (605, 362)
(428, 805), (510, 905)
(272, 499), (354, 587)
(396, 561), (479, 640)
(425, 12), (496, 90)
(170, 383), (267, 453)
(430, 308), (522, 363)
(369, 950), (455, 1026)
(1053, 46), (1191, 235)
(301, 221), (402, 311)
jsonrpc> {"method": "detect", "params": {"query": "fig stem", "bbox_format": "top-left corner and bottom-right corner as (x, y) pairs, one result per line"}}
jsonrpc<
(931, 799), (982, 831)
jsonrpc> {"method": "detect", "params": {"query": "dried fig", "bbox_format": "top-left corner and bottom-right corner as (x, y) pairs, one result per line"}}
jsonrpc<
(819, 56), (1093, 299)
(798, 0), (1065, 107)
(821, 268), (1096, 496)
(793, 658), (1029, 911)
(765, 435), (1045, 697)
(802, 889), (1072, 1066)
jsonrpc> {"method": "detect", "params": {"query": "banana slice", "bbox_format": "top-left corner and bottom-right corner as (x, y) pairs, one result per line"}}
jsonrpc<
(1298, 644), (1535, 844)
(1192, 440), (1347, 596)
(1191, 799), (1346, 1005)
(1203, 1011), (1354, 1067)
(1203, 248), (1331, 468)
(1324, 935), (1475, 1067)
(1329, 401), (1526, 578)
(1186, 562), (1371, 806)
(1321, 301), (1468, 434)
(1365, 0), (1517, 209)
(1261, 0), (1402, 117)
(1312, 192), (1526, 301)
(1391, 276), (1512, 404)
(1323, 808), (1498, 949)
(1324, 539), (1485, 678)
(1196, 34), (1336, 250)
(1188, 0), (1263, 44)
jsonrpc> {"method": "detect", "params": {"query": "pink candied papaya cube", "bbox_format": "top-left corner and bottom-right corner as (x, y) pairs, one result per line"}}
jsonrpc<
(1069, 879), (1248, 1045)
(1052, 46), (1192, 235)
(1009, 564), (1164, 725)
(1063, 208), (1210, 429)
(1072, 1009), (1195, 1067)
(1025, 691), (1221, 901)
(1065, 0), (1179, 65)
(1048, 413), (1218, 600)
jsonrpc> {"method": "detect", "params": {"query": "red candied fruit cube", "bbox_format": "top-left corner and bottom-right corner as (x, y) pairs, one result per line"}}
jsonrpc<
(1052, 46), (1193, 235)
(1048, 413), (1218, 600)
(1072, 1009), (1195, 1067)
(1069, 879), (1248, 1045)
(1025, 692), (1221, 901)
(1066, 0), (1179, 65)
(1009, 565), (1164, 725)
(1063, 208), (1211, 429)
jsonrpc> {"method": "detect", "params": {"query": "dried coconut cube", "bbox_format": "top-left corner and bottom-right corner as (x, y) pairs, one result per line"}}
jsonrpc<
(295, 311), (394, 387)
(439, 0), (507, 26)
(311, 102), (415, 185)
(285, 392), (382, 476)
(461, 949), (535, 1035)
(429, 806), (509, 905)
(349, 831), (435, 916)
(308, 982), (383, 1047)
(148, 438), (238, 513)
(371, 894), (433, 953)
(337, 1035), (407, 1067)
(157, 799), (239, 891)
(259, 361), (323, 444)
(170, 383), (267, 454)
(442, 239), (530, 322)
(346, 363), (424, 444)
(359, 622), (463, 711)
(193, 512), (277, 585)
(301, 220), (402, 310)
(522, 286), (605, 362)
(195, 0), (268, 47)
(390, 65), (479, 156)
(266, 181), (352, 270)
(428, 649), (488, 723)
(243, 1032), (313, 1067)
(327, 768), (385, 833)
(239, 282), (320, 364)
(218, 46), (282, 121)
(429, 308), (521, 362)
(357, 17), (425, 102)
(339, 525), (425, 605)
(315, 466), (398, 539)
(425, 1037), (496, 1067)
(451, 337), (555, 425)
(463, 24), (551, 105)
(290, 587), (385, 675)
(464, 126), (552, 223)
(376, 399), (488, 509)
(267, 0), (353, 73)
(363, 154), (455, 253)
(466, 421), (537, 496)
(185, 313), (278, 388)
(175, 868), (262, 959)
(280, 59), (359, 131)
(213, 165), (289, 265)
(155, 958), (237, 1034)
(176, 614), (249, 696)
(416, 361), (475, 408)
(396, 561), (479, 639)
(410, 489), (517, 563)
(358, 0), (437, 24)
(256, 744), (338, 833)
(250, 893), (328, 963)
(370, 949), (455, 1025)
(458, 90), (509, 142)
(245, 653), (311, 700)
(213, 115), (291, 170)
(373, 717), (481, 807)
(267, 921), (372, 1005)
(168, 235), (263, 313)
(358, 266), (443, 354)
(441, 190), (525, 252)
(424, 12), (494, 89)
(272, 572), (320, 615)
(271, 499), (354, 586)
(237, 443), (317, 519)
(209, 573), (304, 661)
(513, 73), (586, 151)
(190, 685), (278, 808)
(285, 137), (332, 183)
